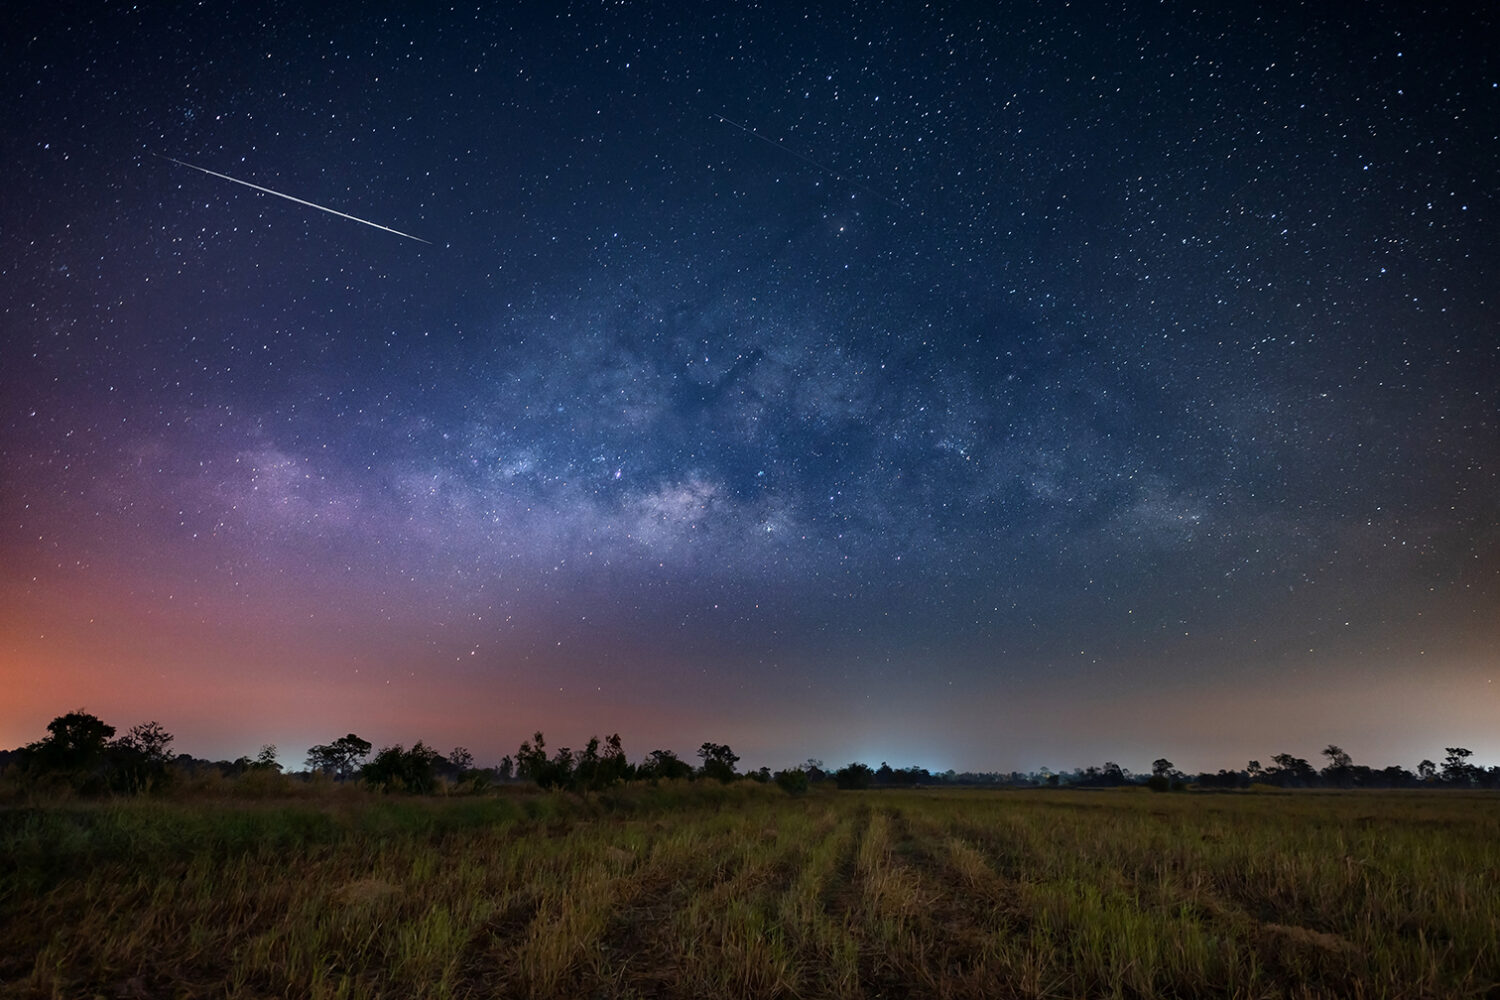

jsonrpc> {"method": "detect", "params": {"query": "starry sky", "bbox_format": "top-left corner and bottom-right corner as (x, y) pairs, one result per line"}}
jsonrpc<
(3, 2), (1497, 775)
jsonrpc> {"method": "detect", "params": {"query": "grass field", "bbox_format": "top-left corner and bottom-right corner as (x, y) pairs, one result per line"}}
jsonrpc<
(2, 783), (1498, 998)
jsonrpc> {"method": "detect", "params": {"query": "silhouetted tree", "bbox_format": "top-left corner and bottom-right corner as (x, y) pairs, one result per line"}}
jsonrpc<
(34, 710), (115, 770)
(18, 710), (117, 793)
(568, 733), (630, 790)
(1321, 744), (1354, 787)
(516, 732), (550, 784)
(109, 721), (175, 793)
(364, 742), (443, 793)
(1417, 759), (1437, 782)
(254, 745), (282, 772)
(834, 762), (875, 789)
(1146, 757), (1177, 791)
(597, 733), (631, 787)
(1441, 748), (1476, 786)
(1269, 753), (1316, 787)
(307, 734), (371, 780)
(449, 746), (474, 772)
(697, 743), (740, 783)
(1378, 764), (1416, 788)
(641, 749), (693, 781)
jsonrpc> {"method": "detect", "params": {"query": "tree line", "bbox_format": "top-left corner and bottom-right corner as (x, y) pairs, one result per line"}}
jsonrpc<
(3, 711), (1497, 797)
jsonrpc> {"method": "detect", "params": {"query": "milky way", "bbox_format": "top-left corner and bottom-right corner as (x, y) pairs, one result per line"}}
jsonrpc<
(3, 3), (1496, 771)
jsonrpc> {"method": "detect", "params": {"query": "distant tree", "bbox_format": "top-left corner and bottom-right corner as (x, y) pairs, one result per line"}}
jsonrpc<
(1322, 745), (1352, 770)
(307, 734), (371, 780)
(254, 745), (282, 772)
(641, 749), (693, 782)
(1321, 745), (1354, 787)
(1246, 760), (1265, 782)
(109, 721), (175, 793)
(574, 737), (603, 789)
(18, 710), (117, 792)
(1196, 768), (1250, 789)
(1378, 764), (1416, 788)
(774, 767), (810, 795)
(568, 733), (630, 790)
(597, 733), (631, 787)
(515, 732), (549, 783)
(117, 721), (174, 762)
(364, 741), (443, 794)
(496, 754), (515, 781)
(516, 732), (585, 789)
(1417, 759), (1437, 782)
(35, 710), (115, 770)
(697, 743), (740, 783)
(449, 746), (474, 772)
(834, 762), (874, 790)
(1441, 748), (1476, 786)
(1269, 753), (1316, 787)
(551, 746), (576, 786)
(804, 759), (827, 783)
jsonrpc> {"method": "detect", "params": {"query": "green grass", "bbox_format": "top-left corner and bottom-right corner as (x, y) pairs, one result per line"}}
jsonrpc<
(2, 784), (1497, 998)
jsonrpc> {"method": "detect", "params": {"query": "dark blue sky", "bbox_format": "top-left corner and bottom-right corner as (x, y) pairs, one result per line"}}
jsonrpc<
(3, 2), (1496, 773)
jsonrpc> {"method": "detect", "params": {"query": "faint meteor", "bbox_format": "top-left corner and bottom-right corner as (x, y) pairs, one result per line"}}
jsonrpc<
(158, 154), (431, 244)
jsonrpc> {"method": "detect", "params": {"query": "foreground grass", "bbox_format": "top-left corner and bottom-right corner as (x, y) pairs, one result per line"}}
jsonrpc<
(2, 784), (1497, 998)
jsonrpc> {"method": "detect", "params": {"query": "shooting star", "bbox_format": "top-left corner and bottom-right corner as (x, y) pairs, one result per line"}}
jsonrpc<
(158, 154), (431, 244)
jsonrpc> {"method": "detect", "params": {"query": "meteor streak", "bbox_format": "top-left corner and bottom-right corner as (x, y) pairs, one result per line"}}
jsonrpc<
(158, 155), (431, 244)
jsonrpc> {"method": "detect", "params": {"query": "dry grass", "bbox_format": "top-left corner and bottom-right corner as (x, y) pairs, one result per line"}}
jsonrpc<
(2, 784), (1498, 998)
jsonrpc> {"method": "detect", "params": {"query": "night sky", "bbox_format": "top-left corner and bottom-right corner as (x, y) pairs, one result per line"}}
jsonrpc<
(4, 3), (1497, 774)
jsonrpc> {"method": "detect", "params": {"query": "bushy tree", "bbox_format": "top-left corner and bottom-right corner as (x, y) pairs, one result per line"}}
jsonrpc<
(1441, 748), (1476, 786)
(517, 732), (590, 790)
(697, 742), (740, 783)
(1321, 745), (1354, 786)
(109, 721), (175, 793)
(640, 749), (693, 781)
(14, 712), (181, 794)
(254, 745), (282, 772)
(516, 732), (557, 787)
(1268, 753), (1316, 787)
(307, 734), (371, 780)
(774, 767), (810, 795)
(834, 762), (874, 789)
(363, 742), (443, 793)
(28, 710), (116, 782)
(595, 733), (632, 788)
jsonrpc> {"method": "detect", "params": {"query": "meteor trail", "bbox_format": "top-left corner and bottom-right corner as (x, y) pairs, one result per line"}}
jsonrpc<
(158, 155), (431, 244)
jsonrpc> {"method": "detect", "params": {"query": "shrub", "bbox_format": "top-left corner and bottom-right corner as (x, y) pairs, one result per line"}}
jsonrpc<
(775, 768), (810, 796)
